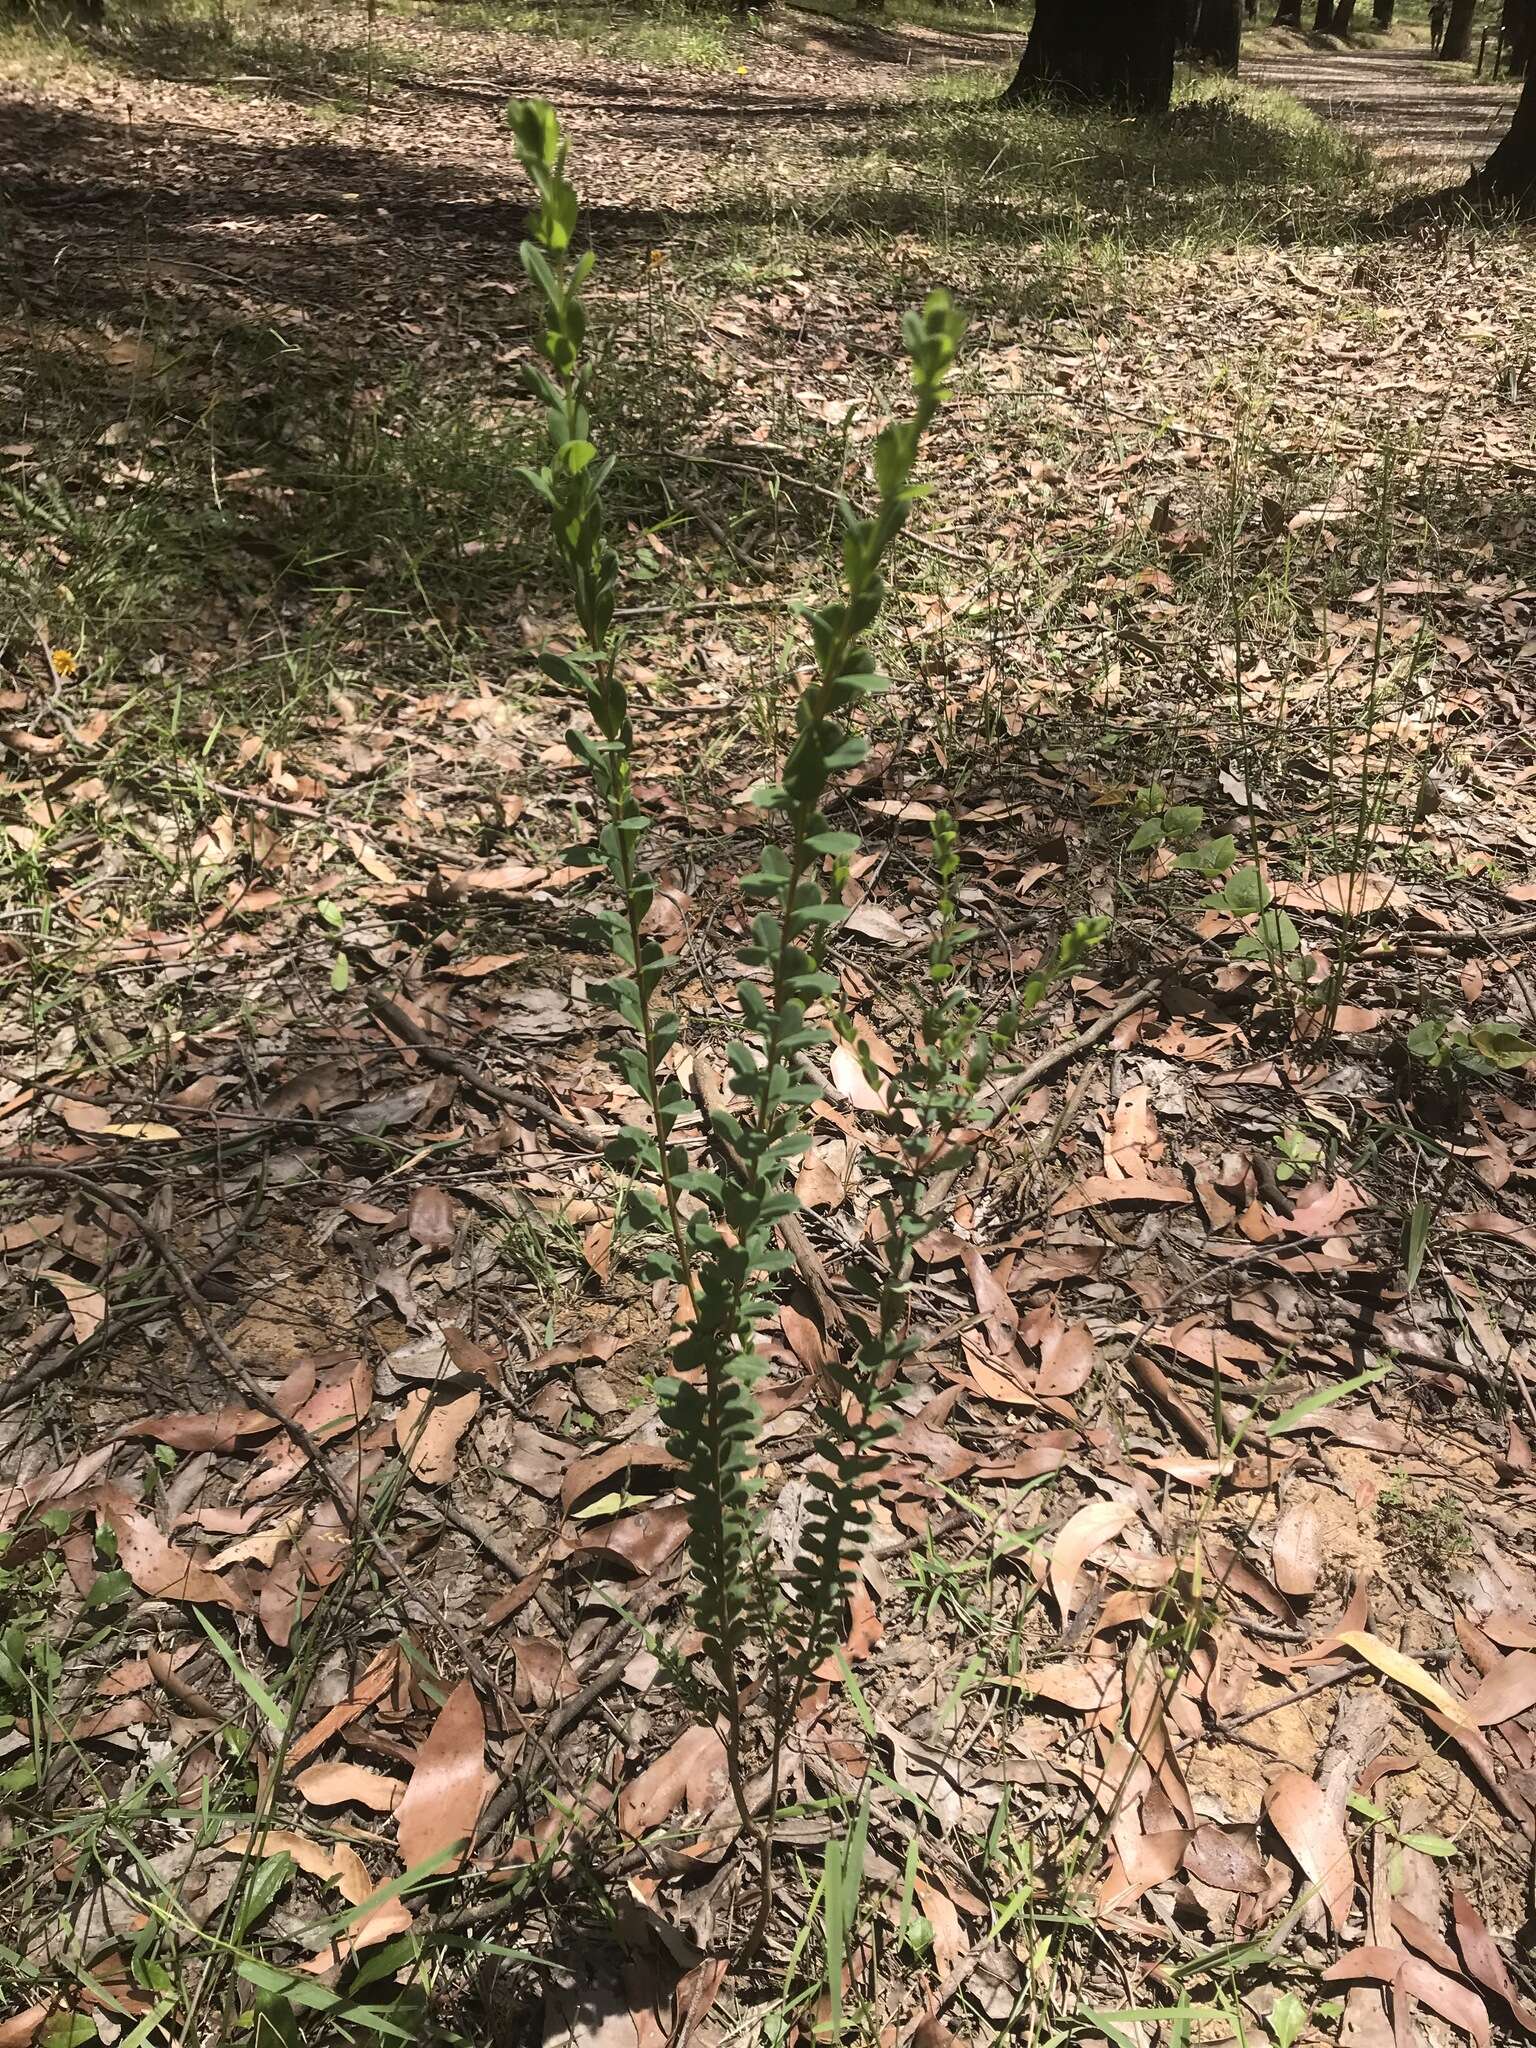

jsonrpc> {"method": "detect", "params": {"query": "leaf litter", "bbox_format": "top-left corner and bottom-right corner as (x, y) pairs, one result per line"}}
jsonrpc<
(2, 8), (1536, 2047)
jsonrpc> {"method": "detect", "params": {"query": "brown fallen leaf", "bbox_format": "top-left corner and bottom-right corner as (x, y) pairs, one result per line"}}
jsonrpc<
(0, 2008), (49, 2048)
(1264, 1767), (1354, 1930)
(959, 1245), (1018, 1352)
(293, 1762), (404, 1814)
(1451, 1887), (1536, 2033)
(617, 1723), (729, 1837)
(1049, 1497), (1138, 1622)
(99, 1496), (249, 1612)
(118, 1405), (278, 1453)
(1035, 1313), (1098, 1399)
(0, 1444), (116, 1530)
(407, 1186), (460, 1250)
(395, 1679), (492, 1874)
(1011, 1659), (1121, 1712)
(828, 1043), (890, 1113)
(45, 1269), (105, 1344)
(911, 1875), (967, 1975)
(844, 901), (918, 946)
(438, 952), (525, 979)
(287, 1645), (399, 1767)
(0, 1213), (61, 1252)
(395, 1387), (480, 1486)
(560, 1441), (680, 1516)
(1272, 872), (1406, 917)
(1446, 1211), (1536, 1255)
(1463, 1650), (1536, 1727)
(1272, 1501), (1322, 1598)
(1182, 1822), (1267, 1894)
(1052, 1175), (1191, 1215)
(1322, 1948), (1491, 2048)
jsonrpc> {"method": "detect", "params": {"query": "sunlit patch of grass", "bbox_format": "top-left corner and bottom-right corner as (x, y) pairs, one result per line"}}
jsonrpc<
(397, 0), (744, 68)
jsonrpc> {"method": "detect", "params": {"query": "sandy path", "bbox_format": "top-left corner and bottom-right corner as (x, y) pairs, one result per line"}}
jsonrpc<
(1248, 41), (1520, 174)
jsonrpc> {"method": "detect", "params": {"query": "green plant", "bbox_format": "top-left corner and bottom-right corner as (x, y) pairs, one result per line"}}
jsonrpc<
(1346, 1787), (1460, 1884)
(1376, 1475), (1472, 1584)
(1272, 1126), (1322, 1185)
(508, 94), (1103, 1952)
(1404, 1014), (1536, 1078)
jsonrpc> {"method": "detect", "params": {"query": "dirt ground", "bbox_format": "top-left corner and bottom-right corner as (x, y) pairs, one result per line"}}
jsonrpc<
(3, 10), (1536, 2047)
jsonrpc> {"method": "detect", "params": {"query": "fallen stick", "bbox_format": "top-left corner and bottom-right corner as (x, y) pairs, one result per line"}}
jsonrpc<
(365, 990), (610, 1145)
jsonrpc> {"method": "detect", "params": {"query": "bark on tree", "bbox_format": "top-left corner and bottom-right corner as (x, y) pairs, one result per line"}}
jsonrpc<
(1332, 0), (1359, 29)
(1313, 0), (1336, 29)
(1274, 0), (1303, 24)
(1003, 0), (1178, 111)
(1373, 0), (1394, 22)
(1505, 0), (1535, 71)
(1442, 0), (1478, 57)
(1474, 50), (1536, 189)
(1188, 0), (1243, 65)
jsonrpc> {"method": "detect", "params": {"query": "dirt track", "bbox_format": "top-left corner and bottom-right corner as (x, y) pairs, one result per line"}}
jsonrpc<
(1248, 39), (1520, 173)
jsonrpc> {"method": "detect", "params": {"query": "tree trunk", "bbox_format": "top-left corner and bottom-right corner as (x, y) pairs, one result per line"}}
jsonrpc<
(1474, 47), (1536, 188)
(1373, 0), (1394, 22)
(1003, 0), (1178, 111)
(1189, 0), (1243, 64)
(1442, 0), (1478, 56)
(1314, 0), (1335, 28)
(1505, 0), (1535, 70)
(1275, 0), (1303, 24)
(1332, 0), (1359, 28)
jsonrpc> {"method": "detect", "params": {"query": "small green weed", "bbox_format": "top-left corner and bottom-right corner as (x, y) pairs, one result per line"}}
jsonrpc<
(1376, 1476), (1472, 1582)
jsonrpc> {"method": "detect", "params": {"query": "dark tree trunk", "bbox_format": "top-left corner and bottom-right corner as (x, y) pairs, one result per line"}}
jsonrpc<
(1332, 0), (1359, 28)
(1188, 0), (1243, 64)
(1373, 0), (1394, 22)
(1275, 0), (1303, 24)
(1003, 0), (1178, 111)
(1246, 0), (1258, 15)
(1314, 0), (1335, 28)
(1442, 0), (1478, 56)
(1475, 48), (1536, 188)
(1505, 0), (1535, 70)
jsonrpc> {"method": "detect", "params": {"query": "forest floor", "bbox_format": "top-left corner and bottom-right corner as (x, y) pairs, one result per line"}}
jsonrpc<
(4, 7), (1536, 2048)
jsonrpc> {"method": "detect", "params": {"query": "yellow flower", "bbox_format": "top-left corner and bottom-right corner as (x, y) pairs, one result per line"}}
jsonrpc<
(736, 63), (747, 75)
(649, 248), (667, 267)
(50, 647), (78, 677)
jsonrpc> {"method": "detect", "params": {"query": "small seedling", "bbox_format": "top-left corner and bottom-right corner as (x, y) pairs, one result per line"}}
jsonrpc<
(1405, 1014), (1536, 1078)
(1272, 1127), (1322, 1184)
(1127, 789), (1237, 878)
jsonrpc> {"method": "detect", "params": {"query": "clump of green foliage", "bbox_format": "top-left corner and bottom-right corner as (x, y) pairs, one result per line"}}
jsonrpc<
(507, 93), (1103, 1947)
